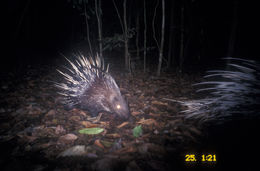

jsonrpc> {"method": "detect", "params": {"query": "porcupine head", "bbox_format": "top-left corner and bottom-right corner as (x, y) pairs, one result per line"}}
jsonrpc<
(55, 54), (130, 120)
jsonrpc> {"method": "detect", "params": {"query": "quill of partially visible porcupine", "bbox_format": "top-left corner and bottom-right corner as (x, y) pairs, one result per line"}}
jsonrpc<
(178, 58), (260, 123)
(54, 54), (130, 119)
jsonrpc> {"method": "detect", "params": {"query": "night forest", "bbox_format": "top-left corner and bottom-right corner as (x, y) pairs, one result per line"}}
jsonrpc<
(1, 0), (260, 170)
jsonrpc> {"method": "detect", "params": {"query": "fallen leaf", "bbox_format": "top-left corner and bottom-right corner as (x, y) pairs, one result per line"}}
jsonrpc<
(131, 111), (142, 116)
(78, 110), (88, 117)
(151, 100), (168, 106)
(58, 133), (78, 144)
(33, 142), (52, 149)
(55, 125), (66, 135)
(58, 145), (87, 157)
(114, 146), (136, 154)
(137, 118), (158, 126)
(94, 139), (105, 149)
(79, 127), (104, 135)
(117, 122), (129, 128)
(69, 115), (81, 122)
(45, 109), (56, 117)
(81, 121), (99, 128)
(101, 140), (114, 148)
(99, 121), (110, 127)
(106, 133), (121, 138)
(148, 112), (161, 117)
(133, 125), (142, 138)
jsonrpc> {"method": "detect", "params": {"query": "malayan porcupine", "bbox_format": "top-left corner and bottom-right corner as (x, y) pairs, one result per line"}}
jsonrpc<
(179, 57), (260, 123)
(55, 54), (130, 119)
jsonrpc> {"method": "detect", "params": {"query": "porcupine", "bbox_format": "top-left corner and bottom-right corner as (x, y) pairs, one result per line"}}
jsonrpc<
(179, 57), (260, 123)
(55, 54), (130, 119)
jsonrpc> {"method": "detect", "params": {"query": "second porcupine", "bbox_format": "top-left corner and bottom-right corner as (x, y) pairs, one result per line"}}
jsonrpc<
(55, 54), (130, 119)
(179, 57), (260, 123)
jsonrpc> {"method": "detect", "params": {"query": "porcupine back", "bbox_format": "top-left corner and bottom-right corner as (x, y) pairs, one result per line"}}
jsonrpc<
(181, 58), (260, 123)
(55, 54), (130, 119)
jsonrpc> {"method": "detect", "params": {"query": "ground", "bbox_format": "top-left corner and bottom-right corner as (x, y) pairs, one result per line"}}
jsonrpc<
(0, 63), (258, 170)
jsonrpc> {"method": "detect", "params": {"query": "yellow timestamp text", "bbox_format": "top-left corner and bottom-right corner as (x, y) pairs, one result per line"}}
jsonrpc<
(185, 154), (217, 162)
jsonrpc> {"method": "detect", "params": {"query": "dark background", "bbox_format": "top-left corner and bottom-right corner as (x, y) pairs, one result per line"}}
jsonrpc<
(2, 0), (260, 72)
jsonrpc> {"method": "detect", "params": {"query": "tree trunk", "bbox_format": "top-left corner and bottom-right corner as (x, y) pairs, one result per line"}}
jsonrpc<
(123, 0), (130, 71)
(135, 14), (140, 60)
(143, 0), (147, 73)
(83, 1), (93, 57)
(156, 0), (165, 76)
(152, 0), (160, 49)
(167, 0), (175, 69)
(112, 0), (129, 71)
(14, 0), (31, 40)
(95, 0), (103, 58)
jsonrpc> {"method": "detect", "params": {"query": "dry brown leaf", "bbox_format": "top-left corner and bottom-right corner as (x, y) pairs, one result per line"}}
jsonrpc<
(115, 146), (137, 154)
(94, 139), (105, 149)
(117, 122), (129, 128)
(69, 115), (81, 122)
(137, 118), (158, 126)
(81, 121), (99, 128)
(151, 100), (168, 106)
(55, 125), (66, 135)
(106, 133), (121, 138)
(99, 121), (110, 127)
(58, 133), (78, 144)
(148, 112), (161, 117)
(78, 110), (88, 117)
(139, 94), (145, 100)
(45, 109), (56, 117)
(131, 111), (142, 116)
(33, 142), (52, 149)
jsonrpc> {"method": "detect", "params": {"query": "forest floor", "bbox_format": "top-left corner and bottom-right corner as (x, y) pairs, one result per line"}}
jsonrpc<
(0, 63), (259, 171)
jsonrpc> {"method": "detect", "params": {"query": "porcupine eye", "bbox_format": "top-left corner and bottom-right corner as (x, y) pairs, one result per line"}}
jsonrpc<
(113, 97), (121, 111)
(116, 104), (121, 110)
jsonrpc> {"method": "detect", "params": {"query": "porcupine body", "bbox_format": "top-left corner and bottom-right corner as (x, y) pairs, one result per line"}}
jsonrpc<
(55, 54), (130, 119)
(181, 57), (260, 123)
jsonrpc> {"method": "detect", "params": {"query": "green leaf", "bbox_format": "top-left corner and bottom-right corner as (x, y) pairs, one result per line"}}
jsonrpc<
(133, 125), (142, 138)
(101, 140), (114, 148)
(79, 128), (104, 135)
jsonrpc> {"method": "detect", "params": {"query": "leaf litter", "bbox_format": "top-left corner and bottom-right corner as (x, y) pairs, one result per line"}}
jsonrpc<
(0, 67), (203, 170)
